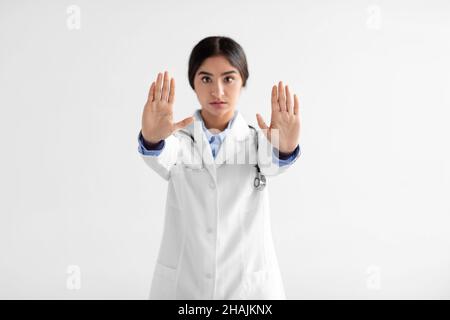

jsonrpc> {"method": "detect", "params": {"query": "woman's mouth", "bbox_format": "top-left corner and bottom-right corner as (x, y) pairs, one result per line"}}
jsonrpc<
(210, 102), (227, 108)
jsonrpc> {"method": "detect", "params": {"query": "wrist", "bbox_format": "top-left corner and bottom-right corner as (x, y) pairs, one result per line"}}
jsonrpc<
(278, 144), (298, 155)
(141, 131), (161, 145)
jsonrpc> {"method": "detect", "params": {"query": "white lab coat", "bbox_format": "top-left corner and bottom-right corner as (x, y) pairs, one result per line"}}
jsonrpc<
(139, 109), (300, 299)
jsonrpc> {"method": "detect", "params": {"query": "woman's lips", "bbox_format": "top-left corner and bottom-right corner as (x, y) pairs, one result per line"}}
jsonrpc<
(210, 102), (227, 107)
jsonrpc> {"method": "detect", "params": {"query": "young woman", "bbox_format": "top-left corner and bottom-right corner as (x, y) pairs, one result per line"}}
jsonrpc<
(138, 36), (301, 299)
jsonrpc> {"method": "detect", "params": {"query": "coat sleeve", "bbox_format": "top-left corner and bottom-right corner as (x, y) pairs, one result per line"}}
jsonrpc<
(256, 129), (301, 177)
(138, 133), (180, 181)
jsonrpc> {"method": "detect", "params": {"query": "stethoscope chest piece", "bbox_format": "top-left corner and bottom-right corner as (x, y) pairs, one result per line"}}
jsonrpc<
(254, 166), (266, 191)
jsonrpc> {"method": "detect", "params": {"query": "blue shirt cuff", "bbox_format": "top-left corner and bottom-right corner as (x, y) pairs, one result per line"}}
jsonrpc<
(137, 131), (165, 156)
(272, 144), (301, 167)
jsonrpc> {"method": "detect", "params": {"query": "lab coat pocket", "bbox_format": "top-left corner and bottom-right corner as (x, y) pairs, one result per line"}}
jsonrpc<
(171, 163), (204, 175)
(182, 163), (204, 171)
(149, 262), (178, 300)
(239, 269), (269, 300)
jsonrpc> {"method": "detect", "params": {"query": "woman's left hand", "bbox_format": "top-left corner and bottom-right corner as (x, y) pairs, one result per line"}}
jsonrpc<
(256, 81), (301, 154)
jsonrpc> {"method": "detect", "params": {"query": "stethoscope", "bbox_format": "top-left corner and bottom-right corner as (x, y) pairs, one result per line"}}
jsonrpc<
(249, 125), (266, 191)
(177, 126), (266, 191)
(253, 164), (266, 191)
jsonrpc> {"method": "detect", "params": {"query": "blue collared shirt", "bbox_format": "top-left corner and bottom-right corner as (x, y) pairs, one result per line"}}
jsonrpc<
(200, 109), (236, 159)
(137, 110), (300, 166)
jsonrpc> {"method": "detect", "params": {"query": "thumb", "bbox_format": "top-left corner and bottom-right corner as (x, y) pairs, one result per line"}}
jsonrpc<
(173, 116), (195, 131)
(256, 113), (269, 130)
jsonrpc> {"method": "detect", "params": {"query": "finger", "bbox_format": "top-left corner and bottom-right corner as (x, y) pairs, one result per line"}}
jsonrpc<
(285, 85), (292, 114)
(155, 72), (162, 102)
(173, 116), (195, 131)
(293, 94), (300, 116)
(147, 81), (155, 102)
(162, 70), (170, 101)
(271, 85), (279, 112)
(278, 81), (286, 112)
(256, 113), (269, 130)
(168, 77), (175, 104)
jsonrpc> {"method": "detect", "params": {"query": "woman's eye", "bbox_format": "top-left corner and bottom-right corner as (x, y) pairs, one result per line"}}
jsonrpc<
(200, 76), (235, 83)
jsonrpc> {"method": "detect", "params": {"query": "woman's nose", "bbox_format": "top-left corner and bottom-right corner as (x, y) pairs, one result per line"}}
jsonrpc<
(211, 82), (224, 97)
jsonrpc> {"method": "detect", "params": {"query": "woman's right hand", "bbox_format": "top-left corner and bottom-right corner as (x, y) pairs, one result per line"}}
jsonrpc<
(141, 71), (195, 144)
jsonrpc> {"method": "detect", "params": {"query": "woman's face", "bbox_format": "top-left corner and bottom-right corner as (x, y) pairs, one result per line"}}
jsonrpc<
(193, 55), (243, 121)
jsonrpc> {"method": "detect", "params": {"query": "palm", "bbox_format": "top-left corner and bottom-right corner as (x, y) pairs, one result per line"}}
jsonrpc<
(256, 81), (301, 154)
(141, 71), (194, 143)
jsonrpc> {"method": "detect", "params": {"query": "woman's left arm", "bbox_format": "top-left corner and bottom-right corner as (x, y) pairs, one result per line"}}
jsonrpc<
(255, 81), (301, 175)
(256, 81), (301, 153)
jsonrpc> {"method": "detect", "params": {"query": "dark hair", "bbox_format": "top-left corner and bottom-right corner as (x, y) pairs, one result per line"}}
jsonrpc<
(188, 36), (249, 90)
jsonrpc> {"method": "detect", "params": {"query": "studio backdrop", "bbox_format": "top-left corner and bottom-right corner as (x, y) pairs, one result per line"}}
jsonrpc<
(1, 0), (449, 299)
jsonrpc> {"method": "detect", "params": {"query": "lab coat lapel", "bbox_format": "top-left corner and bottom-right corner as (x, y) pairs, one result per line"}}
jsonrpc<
(194, 118), (217, 179)
(180, 109), (251, 180)
(179, 111), (216, 181)
(214, 111), (251, 167)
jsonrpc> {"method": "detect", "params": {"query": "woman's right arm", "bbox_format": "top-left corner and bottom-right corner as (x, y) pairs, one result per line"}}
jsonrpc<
(138, 70), (194, 180)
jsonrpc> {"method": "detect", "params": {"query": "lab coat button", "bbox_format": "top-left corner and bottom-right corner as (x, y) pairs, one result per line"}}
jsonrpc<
(209, 181), (215, 189)
(206, 227), (213, 234)
(206, 273), (212, 279)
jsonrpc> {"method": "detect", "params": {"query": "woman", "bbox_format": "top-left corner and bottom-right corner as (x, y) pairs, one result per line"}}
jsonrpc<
(138, 36), (301, 299)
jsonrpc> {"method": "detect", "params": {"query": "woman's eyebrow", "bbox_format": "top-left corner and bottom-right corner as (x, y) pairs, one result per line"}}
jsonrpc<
(198, 70), (238, 76)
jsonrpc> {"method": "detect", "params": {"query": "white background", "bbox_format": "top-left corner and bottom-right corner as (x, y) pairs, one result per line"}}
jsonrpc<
(1, 0), (449, 299)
